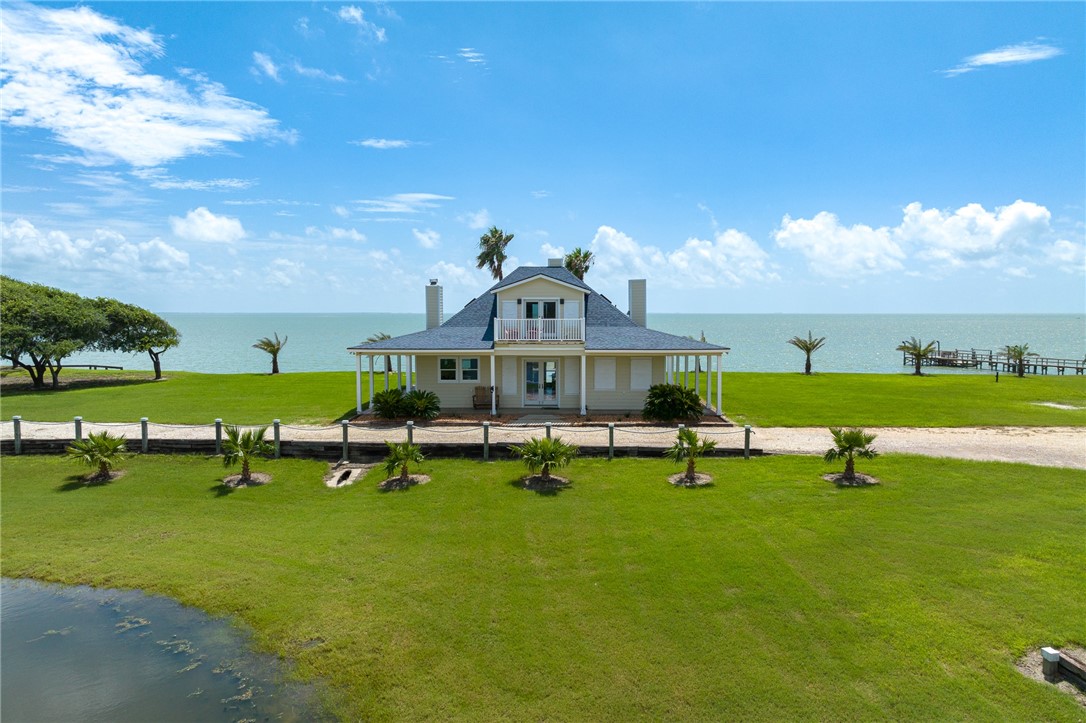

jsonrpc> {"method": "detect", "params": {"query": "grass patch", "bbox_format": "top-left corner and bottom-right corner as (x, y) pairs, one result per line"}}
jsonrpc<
(2, 453), (1083, 720)
(3, 368), (1085, 427)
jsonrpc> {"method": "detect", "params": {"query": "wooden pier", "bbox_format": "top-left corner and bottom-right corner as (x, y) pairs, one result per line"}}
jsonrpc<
(902, 343), (1085, 376)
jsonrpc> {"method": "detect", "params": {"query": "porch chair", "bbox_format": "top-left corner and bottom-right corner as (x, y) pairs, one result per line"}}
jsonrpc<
(472, 386), (499, 410)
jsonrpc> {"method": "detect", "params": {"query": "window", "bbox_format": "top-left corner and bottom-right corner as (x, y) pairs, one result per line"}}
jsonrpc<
(594, 357), (616, 391)
(630, 358), (652, 391)
(461, 358), (479, 381)
(440, 356), (479, 382)
(439, 358), (457, 381)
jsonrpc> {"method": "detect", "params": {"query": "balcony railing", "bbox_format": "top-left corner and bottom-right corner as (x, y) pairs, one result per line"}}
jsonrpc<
(495, 317), (584, 342)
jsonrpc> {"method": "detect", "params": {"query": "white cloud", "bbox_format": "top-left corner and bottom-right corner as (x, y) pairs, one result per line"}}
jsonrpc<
(251, 52), (281, 82)
(426, 260), (482, 288)
(169, 207), (246, 243)
(332, 205), (350, 218)
(131, 168), (254, 191)
(944, 40), (1063, 77)
(775, 212), (906, 278)
(264, 258), (307, 287)
(0, 3), (287, 167)
(1, 217), (188, 273)
(291, 61), (346, 82)
(458, 48), (486, 65)
(899, 200), (1051, 266)
(336, 6), (386, 42)
(412, 228), (440, 249)
(1046, 238), (1086, 273)
(541, 242), (566, 259)
(589, 225), (775, 289)
(354, 193), (453, 214)
(460, 208), (492, 230)
(351, 138), (413, 149)
(531, 190), (551, 199)
(305, 225), (366, 242)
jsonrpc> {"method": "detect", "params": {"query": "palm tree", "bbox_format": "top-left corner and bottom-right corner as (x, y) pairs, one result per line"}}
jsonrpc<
(786, 331), (827, 375)
(663, 427), (718, 484)
(1003, 343), (1037, 378)
(65, 431), (129, 482)
(367, 332), (393, 389)
(253, 333), (288, 374)
(383, 441), (425, 483)
(563, 247), (594, 280)
(823, 427), (878, 483)
(896, 337), (938, 376)
(476, 226), (514, 281)
(222, 425), (274, 484)
(509, 436), (578, 482)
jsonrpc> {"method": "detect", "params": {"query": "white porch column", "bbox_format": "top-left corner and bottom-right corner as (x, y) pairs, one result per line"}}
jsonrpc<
(707, 355), (713, 411)
(384, 353), (389, 391)
(665, 355), (671, 384)
(490, 354), (497, 416)
(716, 353), (723, 414)
(580, 354), (587, 415)
(684, 355), (689, 387)
(397, 355), (402, 389)
(368, 355), (375, 408)
(408, 356), (414, 391)
(355, 353), (363, 413)
(695, 356), (700, 398)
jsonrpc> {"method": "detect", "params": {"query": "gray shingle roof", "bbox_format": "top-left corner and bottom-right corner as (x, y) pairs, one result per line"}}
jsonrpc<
(348, 266), (728, 352)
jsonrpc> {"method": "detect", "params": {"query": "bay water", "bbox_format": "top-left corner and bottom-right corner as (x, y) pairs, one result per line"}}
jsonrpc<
(65, 313), (1085, 375)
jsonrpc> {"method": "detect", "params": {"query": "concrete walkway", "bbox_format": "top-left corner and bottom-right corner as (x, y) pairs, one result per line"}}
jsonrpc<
(2, 421), (1083, 470)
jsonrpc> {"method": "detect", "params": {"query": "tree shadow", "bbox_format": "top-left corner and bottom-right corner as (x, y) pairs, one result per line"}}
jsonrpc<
(209, 482), (237, 497)
(55, 473), (116, 492)
(508, 476), (572, 496)
(2, 376), (161, 396)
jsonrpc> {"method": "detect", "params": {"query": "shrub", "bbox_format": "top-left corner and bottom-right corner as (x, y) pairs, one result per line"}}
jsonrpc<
(663, 427), (717, 483)
(384, 441), (425, 483)
(402, 389), (441, 421)
(372, 388), (406, 419)
(509, 436), (578, 482)
(65, 431), (129, 482)
(222, 425), (274, 484)
(642, 383), (703, 422)
(823, 427), (878, 482)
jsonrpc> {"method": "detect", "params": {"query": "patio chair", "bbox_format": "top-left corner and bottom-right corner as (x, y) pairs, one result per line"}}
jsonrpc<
(472, 386), (499, 409)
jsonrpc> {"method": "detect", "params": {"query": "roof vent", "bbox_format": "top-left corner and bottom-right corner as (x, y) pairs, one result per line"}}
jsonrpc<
(548, 258), (563, 267)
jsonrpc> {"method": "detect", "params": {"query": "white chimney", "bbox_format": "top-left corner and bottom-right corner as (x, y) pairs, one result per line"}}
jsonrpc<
(548, 258), (563, 267)
(425, 279), (443, 329)
(628, 279), (646, 327)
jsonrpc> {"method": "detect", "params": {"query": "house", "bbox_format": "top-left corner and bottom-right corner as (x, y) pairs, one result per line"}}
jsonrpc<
(347, 260), (729, 416)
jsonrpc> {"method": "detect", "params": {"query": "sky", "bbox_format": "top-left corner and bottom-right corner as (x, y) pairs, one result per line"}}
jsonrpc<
(1, 1), (1084, 315)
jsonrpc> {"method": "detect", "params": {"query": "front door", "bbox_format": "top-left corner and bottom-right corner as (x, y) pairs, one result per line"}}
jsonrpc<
(524, 360), (559, 406)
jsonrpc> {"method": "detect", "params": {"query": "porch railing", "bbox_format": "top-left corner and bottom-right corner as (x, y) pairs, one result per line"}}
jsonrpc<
(495, 317), (584, 342)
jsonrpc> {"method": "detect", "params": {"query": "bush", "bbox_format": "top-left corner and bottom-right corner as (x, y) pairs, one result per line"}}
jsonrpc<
(509, 436), (578, 481)
(642, 383), (703, 422)
(402, 389), (441, 421)
(372, 389), (406, 419)
(372, 388), (441, 420)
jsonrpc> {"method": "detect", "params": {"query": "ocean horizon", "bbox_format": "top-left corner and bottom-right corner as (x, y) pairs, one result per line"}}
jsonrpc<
(62, 312), (1086, 376)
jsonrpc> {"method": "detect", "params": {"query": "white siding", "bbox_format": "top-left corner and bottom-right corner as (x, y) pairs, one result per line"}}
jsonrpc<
(630, 357), (652, 391)
(593, 357), (616, 391)
(501, 356), (517, 396)
(563, 357), (580, 396)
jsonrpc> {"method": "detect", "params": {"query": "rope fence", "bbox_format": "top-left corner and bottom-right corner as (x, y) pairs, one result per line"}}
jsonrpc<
(2, 415), (759, 461)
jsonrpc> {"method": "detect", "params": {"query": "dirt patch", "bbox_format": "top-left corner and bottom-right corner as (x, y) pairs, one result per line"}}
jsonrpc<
(222, 472), (272, 488)
(378, 474), (430, 491)
(822, 472), (880, 487)
(668, 472), (714, 487)
(1016, 646), (1086, 707)
(515, 475), (571, 492)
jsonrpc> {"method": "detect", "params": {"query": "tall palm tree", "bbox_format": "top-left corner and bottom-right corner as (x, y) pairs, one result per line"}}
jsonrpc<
(222, 425), (274, 484)
(384, 441), (425, 483)
(896, 337), (937, 376)
(823, 427), (878, 482)
(65, 431), (129, 482)
(510, 436), (578, 482)
(663, 427), (718, 484)
(786, 331), (827, 375)
(563, 247), (594, 280)
(367, 332), (393, 389)
(476, 226), (514, 281)
(253, 333), (288, 374)
(1003, 343), (1037, 378)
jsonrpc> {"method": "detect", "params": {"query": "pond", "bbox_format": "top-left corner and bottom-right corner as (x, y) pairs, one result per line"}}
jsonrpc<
(1, 578), (328, 722)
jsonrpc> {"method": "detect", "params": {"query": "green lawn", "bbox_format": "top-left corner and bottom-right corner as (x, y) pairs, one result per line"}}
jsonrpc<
(695, 371), (1086, 427)
(3, 368), (1084, 427)
(2, 453), (1082, 720)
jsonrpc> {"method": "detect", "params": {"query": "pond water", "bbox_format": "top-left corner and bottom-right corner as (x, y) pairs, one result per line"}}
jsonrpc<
(1, 578), (328, 722)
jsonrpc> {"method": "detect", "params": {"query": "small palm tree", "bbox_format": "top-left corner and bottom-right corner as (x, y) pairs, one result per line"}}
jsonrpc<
(383, 441), (425, 483)
(222, 425), (274, 484)
(253, 333), (288, 374)
(896, 337), (938, 376)
(563, 247), (594, 280)
(663, 427), (718, 484)
(510, 436), (578, 482)
(1003, 343), (1037, 378)
(786, 331), (827, 375)
(366, 332), (393, 389)
(476, 226), (514, 281)
(823, 427), (878, 483)
(65, 431), (129, 482)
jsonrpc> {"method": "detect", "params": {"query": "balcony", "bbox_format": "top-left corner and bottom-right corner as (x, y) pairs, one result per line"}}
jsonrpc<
(495, 317), (584, 343)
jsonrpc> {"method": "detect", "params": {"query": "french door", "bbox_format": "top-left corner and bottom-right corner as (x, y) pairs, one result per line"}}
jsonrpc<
(524, 359), (559, 406)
